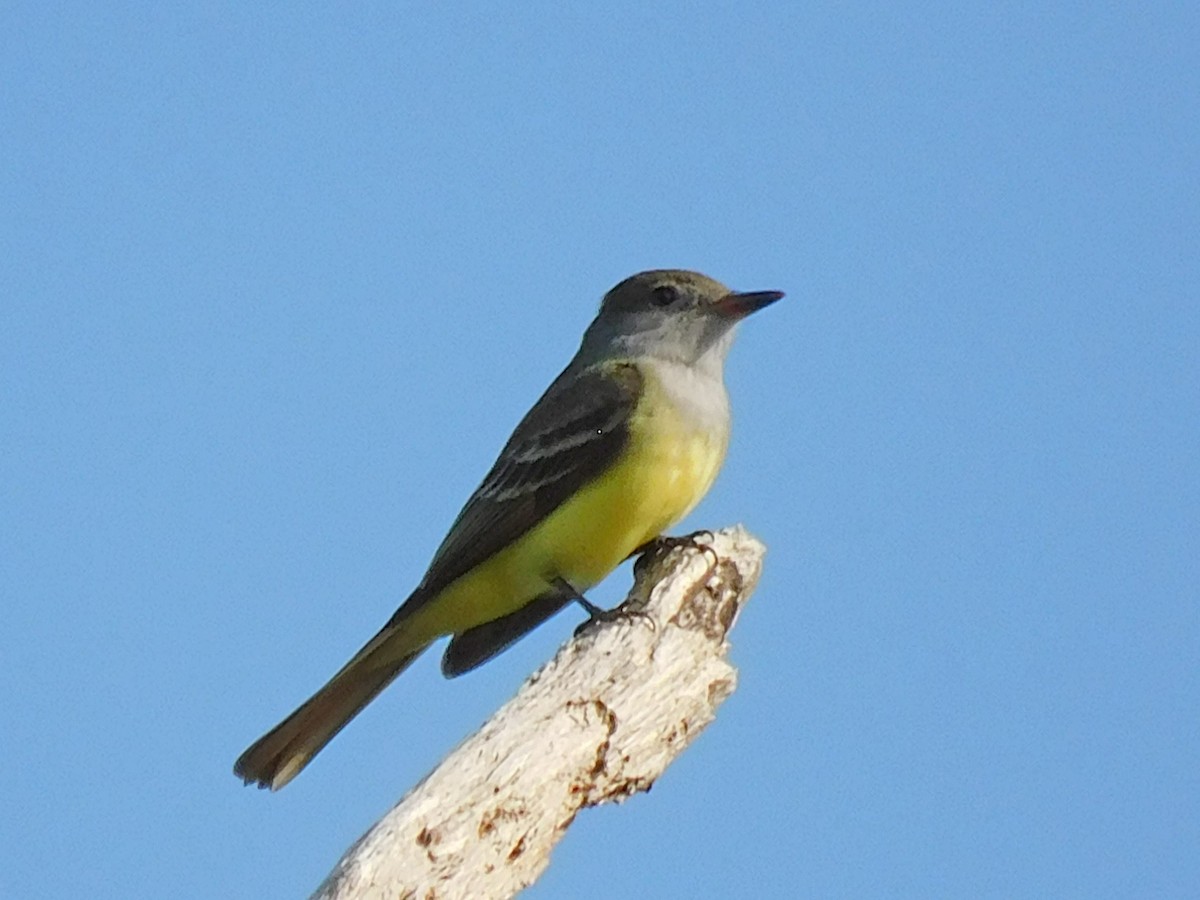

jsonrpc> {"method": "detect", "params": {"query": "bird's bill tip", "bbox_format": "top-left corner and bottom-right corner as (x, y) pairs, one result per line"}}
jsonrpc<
(714, 289), (785, 319)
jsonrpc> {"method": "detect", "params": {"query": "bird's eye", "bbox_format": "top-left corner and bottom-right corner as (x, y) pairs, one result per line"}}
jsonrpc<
(651, 284), (679, 307)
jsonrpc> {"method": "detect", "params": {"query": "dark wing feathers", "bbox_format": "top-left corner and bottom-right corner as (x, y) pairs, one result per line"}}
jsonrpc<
(390, 362), (641, 625)
(440, 583), (576, 677)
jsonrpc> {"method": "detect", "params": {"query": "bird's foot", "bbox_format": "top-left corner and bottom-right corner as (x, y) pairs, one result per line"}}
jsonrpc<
(631, 529), (719, 579)
(555, 578), (655, 637)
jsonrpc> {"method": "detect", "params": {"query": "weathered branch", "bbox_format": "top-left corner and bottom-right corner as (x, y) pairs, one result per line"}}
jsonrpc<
(312, 525), (766, 900)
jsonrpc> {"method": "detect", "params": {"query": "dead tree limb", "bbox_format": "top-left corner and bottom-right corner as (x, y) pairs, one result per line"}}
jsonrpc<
(312, 525), (766, 900)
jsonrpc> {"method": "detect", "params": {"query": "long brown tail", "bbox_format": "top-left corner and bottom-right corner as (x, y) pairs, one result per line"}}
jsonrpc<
(234, 628), (431, 791)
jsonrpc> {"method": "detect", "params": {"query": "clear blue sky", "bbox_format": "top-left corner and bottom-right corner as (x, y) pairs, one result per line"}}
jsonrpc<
(3, 4), (1196, 898)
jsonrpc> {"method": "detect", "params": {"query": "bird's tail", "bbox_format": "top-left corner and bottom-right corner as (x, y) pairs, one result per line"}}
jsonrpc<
(234, 623), (431, 791)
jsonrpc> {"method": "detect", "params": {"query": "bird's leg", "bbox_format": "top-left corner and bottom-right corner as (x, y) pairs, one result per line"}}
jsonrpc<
(552, 578), (606, 619)
(552, 577), (621, 624)
(552, 577), (653, 636)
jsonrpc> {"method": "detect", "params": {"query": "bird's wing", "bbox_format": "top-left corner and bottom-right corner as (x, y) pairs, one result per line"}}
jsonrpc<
(439, 582), (577, 677)
(389, 360), (642, 624)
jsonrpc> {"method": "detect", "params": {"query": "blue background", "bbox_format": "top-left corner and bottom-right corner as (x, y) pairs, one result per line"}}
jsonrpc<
(3, 4), (1196, 898)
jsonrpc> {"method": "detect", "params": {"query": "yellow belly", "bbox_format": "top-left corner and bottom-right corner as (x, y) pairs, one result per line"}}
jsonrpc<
(412, 377), (728, 639)
(533, 422), (725, 589)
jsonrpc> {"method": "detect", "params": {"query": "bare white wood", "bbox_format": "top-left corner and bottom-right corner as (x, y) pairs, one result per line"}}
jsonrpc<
(312, 525), (766, 900)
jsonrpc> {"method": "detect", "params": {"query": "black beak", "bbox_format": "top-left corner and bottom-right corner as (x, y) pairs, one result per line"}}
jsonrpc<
(713, 289), (785, 319)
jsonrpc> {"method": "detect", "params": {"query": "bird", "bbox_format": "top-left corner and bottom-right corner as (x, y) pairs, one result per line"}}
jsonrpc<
(234, 269), (783, 790)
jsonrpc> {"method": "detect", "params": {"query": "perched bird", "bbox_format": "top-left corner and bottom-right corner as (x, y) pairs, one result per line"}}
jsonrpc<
(234, 269), (783, 790)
